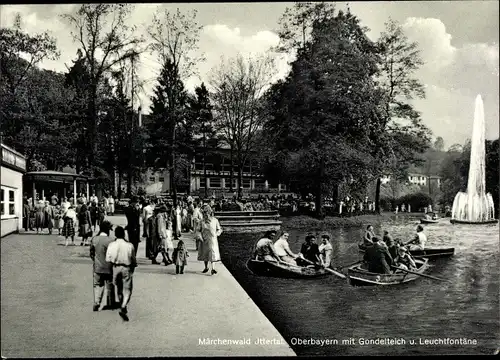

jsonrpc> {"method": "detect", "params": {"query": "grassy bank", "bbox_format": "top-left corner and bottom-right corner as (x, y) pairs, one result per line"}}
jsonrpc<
(281, 212), (426, 230)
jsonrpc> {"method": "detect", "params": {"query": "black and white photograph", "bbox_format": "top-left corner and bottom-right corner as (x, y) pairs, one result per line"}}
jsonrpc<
(1, 1), (498, 357)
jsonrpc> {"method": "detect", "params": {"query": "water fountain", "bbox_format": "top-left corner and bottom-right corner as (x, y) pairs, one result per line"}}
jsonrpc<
(451, 95), (498, 224)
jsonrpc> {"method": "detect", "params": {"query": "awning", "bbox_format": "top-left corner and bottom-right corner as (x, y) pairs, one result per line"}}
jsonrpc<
(24, 171), (90, 183)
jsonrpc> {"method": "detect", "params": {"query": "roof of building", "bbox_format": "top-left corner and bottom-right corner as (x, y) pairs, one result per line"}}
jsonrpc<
(24, 171), (90, 182)
(1, 143), (25, 158)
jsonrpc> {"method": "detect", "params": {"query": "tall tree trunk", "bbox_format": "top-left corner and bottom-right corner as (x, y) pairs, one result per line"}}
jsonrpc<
(203, 135), (208, 198)
(375, 178), (382, 214)
(229, 145), (234, 192)
(316, 158), (325, 219)
(237, 162), (243, 200)
(171, 125), (177, 208)
(118, 168), (123, 199)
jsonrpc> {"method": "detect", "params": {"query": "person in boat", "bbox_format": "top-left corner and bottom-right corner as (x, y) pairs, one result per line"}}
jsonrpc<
(431, 212), (438, 220)
(362, 236), (394, 274)
(407, 225), (426, 251)
(318, 234), (333, 268)
(274, 232), (299, 264)
(363, 225), (376, 246)
(253, 230), (281, 262)
(296, 234), (322, 267)
(396, 246), (417, 271)
(384, 231), (398, 261)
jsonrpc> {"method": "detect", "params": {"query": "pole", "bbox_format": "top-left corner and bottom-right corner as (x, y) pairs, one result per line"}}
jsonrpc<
(171, 124), (177, 208)
(127, 56), (135, 197)
(73, 178), (77, 205)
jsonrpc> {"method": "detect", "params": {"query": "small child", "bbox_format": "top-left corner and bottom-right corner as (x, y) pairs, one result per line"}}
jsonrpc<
(173, 240), (189, 274)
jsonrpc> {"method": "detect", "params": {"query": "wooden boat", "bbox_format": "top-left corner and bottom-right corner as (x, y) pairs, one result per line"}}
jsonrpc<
(246, 259), (329, 279)
(358, 244), (454, 259)
(420, 218), (440, 224)
(347, 258), (429, 286)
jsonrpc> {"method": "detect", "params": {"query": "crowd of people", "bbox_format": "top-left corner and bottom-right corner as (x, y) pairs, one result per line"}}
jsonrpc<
(253, 230), (334, 269)
(361, 224), (427, 274)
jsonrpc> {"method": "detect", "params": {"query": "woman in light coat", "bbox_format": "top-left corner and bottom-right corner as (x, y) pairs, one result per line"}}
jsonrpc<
(197, 204), (223, 275)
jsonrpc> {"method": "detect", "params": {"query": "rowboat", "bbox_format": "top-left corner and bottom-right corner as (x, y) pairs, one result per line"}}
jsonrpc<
(246, 259), (329, 279)
(450, 219), (499, 225)
(420, 218), (440, 224)
(347, 258), (429, 286)
(358, 244), (454, 259)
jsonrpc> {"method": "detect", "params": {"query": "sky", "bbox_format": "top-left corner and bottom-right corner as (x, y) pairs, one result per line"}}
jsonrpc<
(1, 2), (499, 149)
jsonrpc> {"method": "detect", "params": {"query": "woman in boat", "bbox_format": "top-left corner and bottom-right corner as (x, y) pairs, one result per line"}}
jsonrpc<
(396, 246), (416, 271)
(407, 225), (427, 251)
(296, 234), (322, 267)
(273, 232), (298, 264)
(318, 234), (333, 268)
(363, 225), (376, 246)
(363, 236), (393, 274)
(254, 230), (280, 262)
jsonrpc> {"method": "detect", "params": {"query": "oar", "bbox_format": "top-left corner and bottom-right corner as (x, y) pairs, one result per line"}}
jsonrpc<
(298, 255), (346, 279)
(390, 265), (446, 281)
(337, 259), (363, 269)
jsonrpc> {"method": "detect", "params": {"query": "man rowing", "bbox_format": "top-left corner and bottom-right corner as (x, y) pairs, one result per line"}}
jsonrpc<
(253, 230), (281, 262)
(296, 234), (322, 267)
(395, 246), (417, 271)
(363, 236), (394, 274)
(406, 225), (427, 251)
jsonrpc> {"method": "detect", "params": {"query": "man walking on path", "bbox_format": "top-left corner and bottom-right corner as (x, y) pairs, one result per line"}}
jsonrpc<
(106, 226), (137, 321)
(90, 220), (115, 311)
(125, 196), (141, 256)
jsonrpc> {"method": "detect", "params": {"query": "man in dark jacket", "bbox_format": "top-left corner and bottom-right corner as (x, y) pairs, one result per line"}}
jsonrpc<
(363, 236), (394, 274)
(90, 221), (115, 311)
(296, 234), (321, 266)
(125, 196), (141, 255)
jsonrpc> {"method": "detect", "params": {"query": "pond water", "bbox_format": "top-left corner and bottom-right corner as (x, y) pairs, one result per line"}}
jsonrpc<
(218, 216), (499, 356)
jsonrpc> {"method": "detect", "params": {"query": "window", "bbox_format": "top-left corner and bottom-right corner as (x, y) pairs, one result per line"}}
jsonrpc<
(149, 177), (156, 182)
(9, 190), (15, 215)
(225, 178), (237, 188)
(1, 187), (16, 218)
(159, 177), (165, 182)
(1, 189), (4, 216)
(200, 177), (206, 188)
(209, 178), (221, 188)
(242, 179), (251, 188)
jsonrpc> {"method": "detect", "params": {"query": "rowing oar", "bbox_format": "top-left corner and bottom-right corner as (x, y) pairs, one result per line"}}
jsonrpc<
(297, 255), (346, 279)
(337, 259), (363, 269)
(390, 265), (446, 281)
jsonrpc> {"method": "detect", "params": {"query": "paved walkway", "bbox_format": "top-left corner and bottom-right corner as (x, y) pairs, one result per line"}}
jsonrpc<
(1, 216), (295, 357)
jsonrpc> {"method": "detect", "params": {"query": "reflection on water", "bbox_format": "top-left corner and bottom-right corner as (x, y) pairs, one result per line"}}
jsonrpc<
(218, 216), (499, 355)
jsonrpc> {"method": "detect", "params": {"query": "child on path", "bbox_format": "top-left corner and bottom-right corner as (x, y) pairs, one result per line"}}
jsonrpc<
(173, 240), (189, 274)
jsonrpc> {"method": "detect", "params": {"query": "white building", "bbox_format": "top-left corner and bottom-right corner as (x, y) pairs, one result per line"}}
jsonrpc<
(1, 143), (26, 237)
(407, 173), (442, 187)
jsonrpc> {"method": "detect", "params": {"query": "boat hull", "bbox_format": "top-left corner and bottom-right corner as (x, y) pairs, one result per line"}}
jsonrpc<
(450, 219), (498, 225)
(246, 259), (329, 279)
(347, 258), (429, 286)
(358, 244), (454, 259)
(420, 218), (439, 224)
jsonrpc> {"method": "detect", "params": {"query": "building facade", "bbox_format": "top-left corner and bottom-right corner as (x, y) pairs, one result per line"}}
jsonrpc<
(139, 147), (288, 196)
(1, 143), (26, 237)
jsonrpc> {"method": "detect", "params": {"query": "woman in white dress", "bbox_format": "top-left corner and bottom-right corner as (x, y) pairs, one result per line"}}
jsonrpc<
(318, 234), (333, 268)
(108, 196), (115, 215)
(197, 204), (223, 275)
(175, 205), (182, 238)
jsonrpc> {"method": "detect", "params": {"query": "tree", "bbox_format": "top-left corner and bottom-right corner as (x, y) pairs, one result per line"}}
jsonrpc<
(434, 136), (445, 152)
(275, 2), (337, 53)
(146, 7), (204, 205)
(187, 83), (217, 197)
(209, 54), (275, 199)
(264, 10), (386, 217)
(62, 4), (142, 176)
(373, 18), (432, 213)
